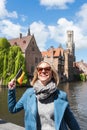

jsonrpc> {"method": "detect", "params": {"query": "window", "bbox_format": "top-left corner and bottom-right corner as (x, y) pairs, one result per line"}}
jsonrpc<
(39, 58), (41, 62)
(32, 41), (35, 51)
(35, 57), (38, 64)
(31, 66), (34, 73)
(32, 41), (34, 45)
(32, 47), (35, 51)
(14, 42), (17, 45)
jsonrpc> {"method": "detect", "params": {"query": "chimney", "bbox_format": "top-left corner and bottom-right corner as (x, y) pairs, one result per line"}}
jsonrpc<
(19, 33), (22, 39)
(27, 28), (30, 36)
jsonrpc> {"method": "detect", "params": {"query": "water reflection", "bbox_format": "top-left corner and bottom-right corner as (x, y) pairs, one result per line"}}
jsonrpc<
(59, 82), (87, 130)
(0, 82), (87, 129)
(0, 86), (26, 126)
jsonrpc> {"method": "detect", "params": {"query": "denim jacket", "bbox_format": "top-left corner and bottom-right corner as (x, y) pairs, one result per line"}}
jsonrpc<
(8, 88), (80, 130)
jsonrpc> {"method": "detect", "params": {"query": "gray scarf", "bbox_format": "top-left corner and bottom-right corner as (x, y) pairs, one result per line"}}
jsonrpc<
(33, 80), (57, 101)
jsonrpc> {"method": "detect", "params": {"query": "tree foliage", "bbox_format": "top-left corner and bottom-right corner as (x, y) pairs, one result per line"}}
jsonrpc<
(80, 74), (86, 81)
(0, 38), (10, 50)
(0, 38), (28, 86)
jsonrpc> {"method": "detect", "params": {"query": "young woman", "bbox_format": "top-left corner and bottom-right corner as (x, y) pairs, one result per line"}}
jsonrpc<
(8, 60), (80, 130)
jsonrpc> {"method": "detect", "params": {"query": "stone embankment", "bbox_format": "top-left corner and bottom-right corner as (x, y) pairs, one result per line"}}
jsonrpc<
(0, 119), (24, 130)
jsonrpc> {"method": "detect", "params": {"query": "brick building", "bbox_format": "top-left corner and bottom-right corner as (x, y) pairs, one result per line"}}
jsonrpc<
(9, 29), (42, 78)
(42, 30), (76, 82)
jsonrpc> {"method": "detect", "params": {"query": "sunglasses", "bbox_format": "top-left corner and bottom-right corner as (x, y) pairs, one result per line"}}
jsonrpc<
(37, 67), (51, 73)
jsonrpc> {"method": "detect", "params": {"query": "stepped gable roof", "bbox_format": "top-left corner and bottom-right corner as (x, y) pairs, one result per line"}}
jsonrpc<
(42, 47), (64, 57)
(83, 62), (87, 67)
(75, 61), (87, 74)
(8, 34), (33, 53)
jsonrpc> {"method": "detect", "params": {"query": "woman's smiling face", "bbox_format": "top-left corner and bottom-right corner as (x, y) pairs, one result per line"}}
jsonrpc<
(37, 62), (52, 86)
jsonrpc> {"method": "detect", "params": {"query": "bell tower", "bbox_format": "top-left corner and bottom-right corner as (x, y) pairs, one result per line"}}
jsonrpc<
(64, 30), (76, 81)
(66, 30), (75, 57)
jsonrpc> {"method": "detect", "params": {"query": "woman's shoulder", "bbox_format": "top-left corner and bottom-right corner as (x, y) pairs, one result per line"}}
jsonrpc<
(21, 87), (34, 99)
(24, 87), (34, 94)
(56, 89), (68, 100)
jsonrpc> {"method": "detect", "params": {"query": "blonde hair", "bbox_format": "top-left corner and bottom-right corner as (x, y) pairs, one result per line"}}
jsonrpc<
(30, 61), (59, 86)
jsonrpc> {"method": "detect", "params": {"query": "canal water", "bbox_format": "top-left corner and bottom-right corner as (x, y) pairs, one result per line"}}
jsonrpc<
(0, 81), (87, 130)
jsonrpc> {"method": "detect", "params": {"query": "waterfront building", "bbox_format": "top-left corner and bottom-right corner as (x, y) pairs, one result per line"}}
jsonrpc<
(8, 29), (87, 82)
(42, 30), (76, 82)
(9, 29), (42, 79)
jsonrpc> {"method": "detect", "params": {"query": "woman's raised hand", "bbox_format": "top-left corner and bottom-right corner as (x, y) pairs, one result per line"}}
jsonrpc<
(8, 78), (16, 90)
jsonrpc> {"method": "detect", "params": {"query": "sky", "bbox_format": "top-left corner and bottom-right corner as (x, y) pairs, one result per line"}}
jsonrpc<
(0, 0), (87, 62)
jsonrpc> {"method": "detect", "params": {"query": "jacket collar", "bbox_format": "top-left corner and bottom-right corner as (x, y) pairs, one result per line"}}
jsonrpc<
(54, 90), (68, 130)
(28, 88), (38, 119)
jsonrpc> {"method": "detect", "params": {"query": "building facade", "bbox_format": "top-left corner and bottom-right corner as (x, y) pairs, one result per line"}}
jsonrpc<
(9, 29), (84, 82)
(42, 30), (75, 82)
(9, 29), (42, 78)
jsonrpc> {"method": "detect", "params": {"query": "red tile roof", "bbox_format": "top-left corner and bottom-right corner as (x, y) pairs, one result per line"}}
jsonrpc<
(75, 61), (87, 74)
(8, 35), (33, 52)
(42, 47), (64, 57)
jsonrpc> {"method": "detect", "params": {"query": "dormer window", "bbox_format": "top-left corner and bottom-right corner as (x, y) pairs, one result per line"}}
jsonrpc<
(14, 42), (17, 45)
(23, 40), (26, 44)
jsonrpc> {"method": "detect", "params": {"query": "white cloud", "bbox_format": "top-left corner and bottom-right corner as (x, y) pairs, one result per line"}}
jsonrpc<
(30, 16), (87, 51)
(0, 0), (87, 54)
(0, 0), (27, 38)
(40, 0), (75, 9)
(19, 15), (28, 22)
(48, 18), (74, 44)
(76, 3), (87, 32)
(30, 21), (49, 51)
(29, 2), (87, 51)
(0, 0), (18, 19)
(0, 19), (26, 38)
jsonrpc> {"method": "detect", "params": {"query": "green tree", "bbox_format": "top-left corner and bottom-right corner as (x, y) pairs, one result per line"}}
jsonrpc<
(0, 38), (10, 78)
(14, 50), (24, 74)
(3, 53), (7, 77)
(6, 46), (28, 85)
(0, 38), (28, 86)
(7, 46), (22, 76)
(0, 51), (4, 77)
(0, 38), (10, 50)
(0, 38), (10, 85)
(2, 53), (8, 85)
